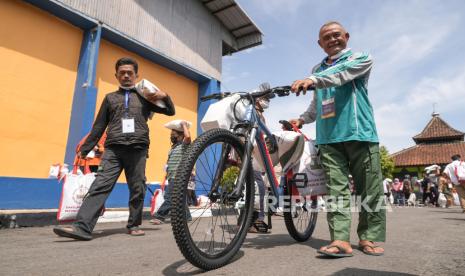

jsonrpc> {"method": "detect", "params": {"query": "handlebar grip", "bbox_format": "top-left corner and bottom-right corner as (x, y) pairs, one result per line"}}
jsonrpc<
(200, 92), (231, 102)
(279, 120), (294, 131)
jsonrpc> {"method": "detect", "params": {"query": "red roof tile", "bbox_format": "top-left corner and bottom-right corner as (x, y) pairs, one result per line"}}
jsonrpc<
(413, 114), (464, 143)
(391, 142), (465, 167)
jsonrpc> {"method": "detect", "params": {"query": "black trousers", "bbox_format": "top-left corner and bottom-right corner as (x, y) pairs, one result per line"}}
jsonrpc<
(74, 145), (148, 234)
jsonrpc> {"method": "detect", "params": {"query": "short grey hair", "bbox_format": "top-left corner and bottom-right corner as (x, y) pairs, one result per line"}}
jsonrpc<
(319, 21), (347, 33)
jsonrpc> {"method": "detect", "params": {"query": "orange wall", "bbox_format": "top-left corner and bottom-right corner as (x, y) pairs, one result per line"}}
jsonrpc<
(95, 40), (198, 183)
(0, 1), (82, 177)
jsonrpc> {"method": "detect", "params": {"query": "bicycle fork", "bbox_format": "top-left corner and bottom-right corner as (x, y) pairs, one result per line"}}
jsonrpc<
(230, 125), (258, 200)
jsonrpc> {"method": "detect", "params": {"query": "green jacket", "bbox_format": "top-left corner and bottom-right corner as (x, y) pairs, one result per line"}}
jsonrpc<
(299, 49), (379, 145)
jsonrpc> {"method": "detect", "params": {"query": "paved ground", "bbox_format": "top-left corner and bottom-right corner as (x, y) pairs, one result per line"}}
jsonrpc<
(1, 205), (464, 276)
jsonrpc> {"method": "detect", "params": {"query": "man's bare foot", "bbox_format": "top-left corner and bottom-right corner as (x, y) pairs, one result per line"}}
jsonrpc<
(317, 240), (353, 257)
(359, 240), (384, 256)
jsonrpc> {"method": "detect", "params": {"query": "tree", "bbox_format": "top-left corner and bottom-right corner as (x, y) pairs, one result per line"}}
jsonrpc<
(380, 145), (395, 179)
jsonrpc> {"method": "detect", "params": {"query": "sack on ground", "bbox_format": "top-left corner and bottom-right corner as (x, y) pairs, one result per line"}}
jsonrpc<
(57, 169), (96, 221)
(150, 188), (165, 216)
(407, 193), (416, 205)
(438, 192), (447, 208)
(293, 139), (327, 196)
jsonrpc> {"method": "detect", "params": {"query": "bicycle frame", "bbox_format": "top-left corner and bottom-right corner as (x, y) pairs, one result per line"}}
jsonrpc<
(230, 95), (283, 205)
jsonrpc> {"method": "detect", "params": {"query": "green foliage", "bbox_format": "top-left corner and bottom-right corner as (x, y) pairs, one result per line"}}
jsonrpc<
(380, 145), (395, 179)
(220, 166), (240, 193)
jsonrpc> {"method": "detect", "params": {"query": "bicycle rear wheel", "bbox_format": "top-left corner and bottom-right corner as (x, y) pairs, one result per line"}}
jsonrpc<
(283, 176), (318, 242)
(171, 128), (254, 270)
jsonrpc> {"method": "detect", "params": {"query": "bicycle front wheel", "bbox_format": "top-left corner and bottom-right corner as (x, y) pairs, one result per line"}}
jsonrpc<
(171, 128), (254, 271)
(283, 178), (318, 242)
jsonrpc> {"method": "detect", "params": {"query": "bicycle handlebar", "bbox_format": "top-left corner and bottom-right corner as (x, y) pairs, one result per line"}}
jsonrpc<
(200, 85), (314, 102)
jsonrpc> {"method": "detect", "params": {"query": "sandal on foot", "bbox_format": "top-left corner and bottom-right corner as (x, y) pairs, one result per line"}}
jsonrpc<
(248, 226), (258, 233)
(358, 243), (384, 256)
(127, 227), (145, 236)
(149, 218), (164, 225)
(317, 245), (353, 258)
(53, 226), (92, 241)
(253, 219), (269, 233)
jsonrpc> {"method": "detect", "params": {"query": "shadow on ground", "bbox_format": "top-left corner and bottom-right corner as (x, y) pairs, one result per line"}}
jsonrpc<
(331, 268), (418, 276)
(53, 227), (161, 242)
(243, 233), (358, 251)
(162, 250), (245, 275)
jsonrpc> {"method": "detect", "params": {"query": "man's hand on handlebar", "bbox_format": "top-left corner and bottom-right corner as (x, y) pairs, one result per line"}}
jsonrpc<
(291, 79), (314, 96)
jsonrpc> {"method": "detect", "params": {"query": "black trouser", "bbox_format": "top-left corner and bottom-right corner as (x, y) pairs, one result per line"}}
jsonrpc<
(74, 145), (148, 234)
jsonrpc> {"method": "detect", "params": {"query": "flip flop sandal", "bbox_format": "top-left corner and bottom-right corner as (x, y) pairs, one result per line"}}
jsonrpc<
(359, 244), (384, 256)
(127, 227), (145, 236)
(317, 245), (353, 258)
(253, 220), (269, 233)
(53, 226), (92, 241)
(248, 226), (258, 233)
(149, 218), (164, 225)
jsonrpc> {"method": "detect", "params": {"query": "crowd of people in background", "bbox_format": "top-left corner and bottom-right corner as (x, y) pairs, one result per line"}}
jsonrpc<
(383, 154), (465, 212)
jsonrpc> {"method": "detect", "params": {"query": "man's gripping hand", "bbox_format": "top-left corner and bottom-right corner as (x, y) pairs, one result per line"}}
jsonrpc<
(146, 90), (168, 102)
(291, 79), (314, 96)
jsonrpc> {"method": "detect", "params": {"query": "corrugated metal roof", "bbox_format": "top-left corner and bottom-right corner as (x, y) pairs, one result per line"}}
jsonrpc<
(200, 0), (263, 55)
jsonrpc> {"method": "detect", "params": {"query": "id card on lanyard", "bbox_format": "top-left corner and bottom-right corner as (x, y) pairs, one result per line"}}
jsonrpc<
(122, 91), (135, 133)
(319, 58), (340, 120)
(321, 97), (336, 119)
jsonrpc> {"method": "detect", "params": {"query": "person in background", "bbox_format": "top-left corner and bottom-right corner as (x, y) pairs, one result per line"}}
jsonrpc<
(392, 178), (404, 206)
(383, 178), (392, 205)
(438, 171), (453, 208)
(402, 175), (412, 206)
(249, 93), (273, 233)
(151, 120), (191, 224)
(53, 57), (175, 240)
(421, 171), (437, 206)
(75, 132), (107, 173)
(187, 173), (198, 207)
(445, 154), (465, 213)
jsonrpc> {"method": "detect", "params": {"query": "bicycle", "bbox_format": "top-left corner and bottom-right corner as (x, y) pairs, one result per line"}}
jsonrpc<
(170, 84), (321, 270)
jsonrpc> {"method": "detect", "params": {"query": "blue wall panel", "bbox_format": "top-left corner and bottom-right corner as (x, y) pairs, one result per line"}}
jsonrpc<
(64, 26), (102, 166)
(0, 177), (160, 209)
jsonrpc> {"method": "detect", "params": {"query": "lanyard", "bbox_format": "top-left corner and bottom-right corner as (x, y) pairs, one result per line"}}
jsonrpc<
(124, 91), (130, 116)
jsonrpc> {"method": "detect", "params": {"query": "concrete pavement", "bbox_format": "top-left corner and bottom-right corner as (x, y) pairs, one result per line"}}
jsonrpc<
(1, 205), (464, 275)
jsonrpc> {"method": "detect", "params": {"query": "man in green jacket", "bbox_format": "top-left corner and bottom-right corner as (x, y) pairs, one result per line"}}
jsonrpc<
(290, 21), (385, 257)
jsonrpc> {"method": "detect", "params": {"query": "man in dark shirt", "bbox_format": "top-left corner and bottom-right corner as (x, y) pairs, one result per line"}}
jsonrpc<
(54, 57), (175, 240)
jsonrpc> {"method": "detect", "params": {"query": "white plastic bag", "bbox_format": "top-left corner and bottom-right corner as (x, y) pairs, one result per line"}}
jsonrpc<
(200, 94), (251, 131)
(293, 140), (327, 196)
(270, 131), (305, 172)
(49, 164), (61, 179)
(438, 192), (447, 208)
(389, 193), (394, 204)
(150, 189), (165, 216)
(57, 169), (96, 221)
(407, 193), (416, 206)
(454, 161), (465, 183)
(453, 192), (460, 206)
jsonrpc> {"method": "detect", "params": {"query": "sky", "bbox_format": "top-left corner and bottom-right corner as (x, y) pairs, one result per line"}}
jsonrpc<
(221, 0), (465, 154)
